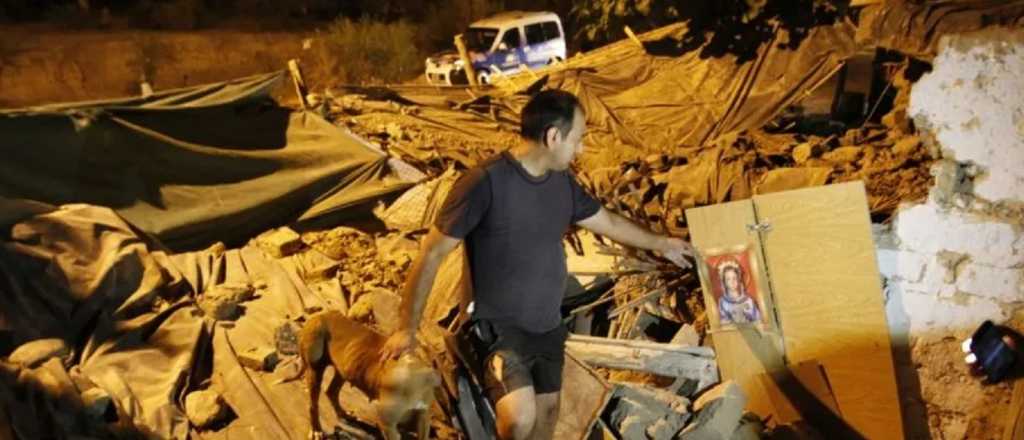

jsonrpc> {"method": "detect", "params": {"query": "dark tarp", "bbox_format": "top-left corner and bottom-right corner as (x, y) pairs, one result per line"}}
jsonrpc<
(0, 72), (419, 251)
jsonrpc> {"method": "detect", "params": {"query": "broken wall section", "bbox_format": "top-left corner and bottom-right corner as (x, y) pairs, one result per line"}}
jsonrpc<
(877, 27), (1024, 438)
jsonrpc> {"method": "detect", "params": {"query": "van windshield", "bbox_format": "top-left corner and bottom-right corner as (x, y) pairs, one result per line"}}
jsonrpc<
(465, 27), (498, 52)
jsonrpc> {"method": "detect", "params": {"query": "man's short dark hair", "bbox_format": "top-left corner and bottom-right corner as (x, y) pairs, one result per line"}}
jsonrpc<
(520, 90), (582, 145)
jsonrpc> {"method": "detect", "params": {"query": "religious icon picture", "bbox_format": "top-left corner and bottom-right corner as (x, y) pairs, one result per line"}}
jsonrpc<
(699, 245), (768, 330)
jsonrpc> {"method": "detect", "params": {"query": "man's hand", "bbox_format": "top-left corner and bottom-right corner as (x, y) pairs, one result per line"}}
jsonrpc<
(662, 237), (695, 269)
(381, 329), (418, 360)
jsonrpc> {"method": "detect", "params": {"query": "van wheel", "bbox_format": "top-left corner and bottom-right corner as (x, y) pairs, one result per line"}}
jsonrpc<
(548, 57), (564, 65)
(476, 72), (490, 85)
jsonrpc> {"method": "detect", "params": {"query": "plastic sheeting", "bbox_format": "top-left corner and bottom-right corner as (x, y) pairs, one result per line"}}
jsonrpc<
(856, 0), (1024, 60)
(0, 72), (418, 251)
(497, 20), (857, 152)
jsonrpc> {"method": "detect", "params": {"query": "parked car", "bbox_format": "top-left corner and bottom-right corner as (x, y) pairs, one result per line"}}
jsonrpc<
(425, 11), (567, 86)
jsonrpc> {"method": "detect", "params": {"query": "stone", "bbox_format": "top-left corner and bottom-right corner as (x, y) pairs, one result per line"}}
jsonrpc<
(303, 261), (340, 282)
(255, 227), (303, 258)
(8, 338), (71, 369)
(892, 135), (922, 156)
(369, 288), (403, 334)
(822, 146), (863, 164)
(198, 295), (239, 321)
(607, 385), (691, 439)
(671, 324), (701, 347)
(81, 387), (114, 421)
(348, 293), (375, 322)
(678, 381), (747, 440)
(928, 159), (972, 208)
(791, 142), (820, 164)
(198, 283), (256, 321)
(185, 389), (229, 429)
(207, 283), (256, 302)
(385, 122), (406, 141)
(238, 346), (279, 372)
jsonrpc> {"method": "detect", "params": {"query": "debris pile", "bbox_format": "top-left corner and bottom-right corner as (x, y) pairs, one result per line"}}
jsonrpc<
(8, 1), (1011, 437)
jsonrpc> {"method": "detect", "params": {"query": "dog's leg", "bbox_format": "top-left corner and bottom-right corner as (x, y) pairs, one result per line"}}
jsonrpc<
(303, 322), (328, 440)
(325, 372), (345, 423)
(306, 364), (324, 439)
(416, 408), (430, 439)
(375, 402), (403, 440)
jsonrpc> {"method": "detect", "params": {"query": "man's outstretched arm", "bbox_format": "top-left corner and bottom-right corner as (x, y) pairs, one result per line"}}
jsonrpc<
(576, 207), (693, 268)
(381, 226), (461, 359)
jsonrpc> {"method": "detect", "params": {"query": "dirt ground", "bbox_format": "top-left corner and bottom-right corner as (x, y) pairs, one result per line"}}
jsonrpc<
(908, 319), (1022, 439)
(0, 25), (331, 108)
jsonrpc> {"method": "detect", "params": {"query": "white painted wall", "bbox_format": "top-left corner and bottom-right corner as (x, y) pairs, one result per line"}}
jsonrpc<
(874, 28), (1024, 438)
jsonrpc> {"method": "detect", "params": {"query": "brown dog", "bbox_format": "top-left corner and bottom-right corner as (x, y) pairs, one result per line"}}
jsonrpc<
(291, 310), (440, 440)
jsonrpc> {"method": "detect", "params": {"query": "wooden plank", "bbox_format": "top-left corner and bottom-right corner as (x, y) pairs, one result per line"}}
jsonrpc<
(753, 181), (902, 439)
(554, 350), (614, 440)
(566, 335), (718, 391)
(685, 199), (784, 421)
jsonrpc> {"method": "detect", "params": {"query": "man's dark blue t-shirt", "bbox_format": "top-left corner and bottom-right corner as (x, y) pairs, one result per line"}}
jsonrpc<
(435, 151), (601, 333)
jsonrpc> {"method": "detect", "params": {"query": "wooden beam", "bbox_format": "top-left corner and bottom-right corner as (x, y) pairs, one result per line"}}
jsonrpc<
(453, 34), (479, 88)
(566, 335), (718, 392)
(287, 59), (309, 110)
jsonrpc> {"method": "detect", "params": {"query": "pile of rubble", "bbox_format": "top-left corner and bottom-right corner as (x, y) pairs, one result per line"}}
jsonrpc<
(286, 52), (936, 438)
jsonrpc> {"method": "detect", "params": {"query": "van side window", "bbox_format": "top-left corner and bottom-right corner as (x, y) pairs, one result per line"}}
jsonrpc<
(525, 23), (546, 45)
(541, 21), (561, 40)
(501, 28), (521, 49)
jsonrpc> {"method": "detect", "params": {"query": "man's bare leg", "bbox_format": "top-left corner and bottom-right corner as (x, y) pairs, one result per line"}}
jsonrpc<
(494, 386), (537, 440)
(530, 391), (561, 440)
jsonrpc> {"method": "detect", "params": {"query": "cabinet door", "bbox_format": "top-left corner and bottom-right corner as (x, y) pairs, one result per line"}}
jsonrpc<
(686, 198), (783, 420)
(754, 181), (902, 439)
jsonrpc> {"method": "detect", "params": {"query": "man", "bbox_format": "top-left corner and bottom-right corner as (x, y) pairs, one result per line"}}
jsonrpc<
(382, 90), (692, 440)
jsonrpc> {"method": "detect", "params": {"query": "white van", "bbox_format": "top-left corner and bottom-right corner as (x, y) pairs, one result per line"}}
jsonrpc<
(425, 11), (567, 86)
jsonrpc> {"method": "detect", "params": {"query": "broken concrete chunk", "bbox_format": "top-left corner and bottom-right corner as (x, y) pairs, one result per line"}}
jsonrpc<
(892, 135), (922, 156)
(929, 159), (973, 208)
(792, 142), (822, 164)
(348, 293), (374, 322)
(81, 387), (114, 421)
(198, 283), (256, 321)
(607, 385), (691, 439)
(822, 146), (862, 165)
(185, 389), (230, 429)
(671, 324), (701, 347)
(275, 322), (300, 356)
(238, 346), (279, 372)
(207, 283), (256, 303)
(198, 295), (240, 321)
(679, 381), (748, 440)
(303, 261), (340, 282)
(8, 338), (71, 369)
(375, 235), (418, 268)
(370, 288), (402, 334)
(385, 122), (406, 141)
(256, 227), (303, 258)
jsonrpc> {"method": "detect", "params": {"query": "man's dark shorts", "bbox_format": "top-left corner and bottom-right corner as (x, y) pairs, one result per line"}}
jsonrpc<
(468, 319), (569, 403)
